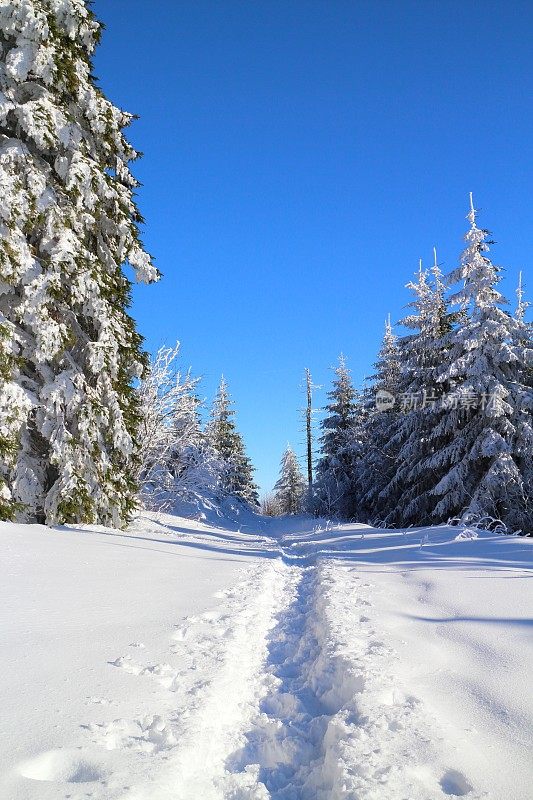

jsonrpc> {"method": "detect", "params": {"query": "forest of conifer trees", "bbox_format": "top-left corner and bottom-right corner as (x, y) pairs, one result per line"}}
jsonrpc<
(312, 198), (532, 533)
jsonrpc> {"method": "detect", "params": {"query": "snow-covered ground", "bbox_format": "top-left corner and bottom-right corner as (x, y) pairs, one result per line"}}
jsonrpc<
(1, 512), (531, 800)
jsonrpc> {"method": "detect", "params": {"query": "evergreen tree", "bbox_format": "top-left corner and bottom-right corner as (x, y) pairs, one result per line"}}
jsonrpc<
(429, 195), (532, 529)
(357, 316), (402, 523)
(0, 0), (158, 525)
(314, 355), (361, 518)
(206, 377), (258, 505)
(274, 445), (306, 515)
(0, 321), (28, 519)
(381, 254), (457, 526)
(378, 263), (433, 524)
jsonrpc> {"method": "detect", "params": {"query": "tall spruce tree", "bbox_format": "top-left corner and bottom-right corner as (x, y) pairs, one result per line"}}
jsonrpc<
(378, 263), (434, 524)
(206, 376), (258, 505)
(314, 355), (361, 518)
(357, 316), (402, 523)
(0, 0), (158, 525)
(381, 254), (457, 526)
(274, 445), (306, 515)
(429, 196), (532, 529)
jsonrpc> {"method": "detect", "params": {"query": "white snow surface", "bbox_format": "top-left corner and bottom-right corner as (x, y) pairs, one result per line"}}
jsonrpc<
(0, 510), (531, 800)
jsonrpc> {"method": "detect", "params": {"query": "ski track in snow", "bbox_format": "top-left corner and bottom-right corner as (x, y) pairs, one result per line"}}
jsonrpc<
(5, 516), (531, 799)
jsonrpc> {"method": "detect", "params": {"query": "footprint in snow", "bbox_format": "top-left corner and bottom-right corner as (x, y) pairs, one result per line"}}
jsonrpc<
(173, 625), (189, 641)
(85, 696), (112, 706)
(201, 610), (225, 622)
(108, 655), (142, 674)
(213, 587), (235, 599)
(18, 749), (107, 784)
(440, 769), (474, 796)
(98, 715), (177, 753)
(367, 639), (387, 653)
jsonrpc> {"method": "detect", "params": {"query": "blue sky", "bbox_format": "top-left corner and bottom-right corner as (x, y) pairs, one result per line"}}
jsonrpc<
(93, 0), (532, 493)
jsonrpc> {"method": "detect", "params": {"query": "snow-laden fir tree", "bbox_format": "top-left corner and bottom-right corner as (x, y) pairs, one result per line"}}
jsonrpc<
(313, 355), (362, 518)
(380, 253), (457, 526)
(274, 444), (306, 515)
(357, 316), (402, 523)
(206, 376), (258, 506)
(429, 196), (532, 530)
(0, 0), (158, 525)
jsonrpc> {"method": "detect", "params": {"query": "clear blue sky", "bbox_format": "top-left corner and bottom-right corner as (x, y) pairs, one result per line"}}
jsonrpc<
(93, 0), (532, 493)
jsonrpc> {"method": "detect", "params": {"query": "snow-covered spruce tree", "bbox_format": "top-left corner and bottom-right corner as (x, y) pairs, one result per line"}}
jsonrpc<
(380, 254), (458, 526)
(429, 196), (532, 530)
(0, 1), (158, 525)
(0, 316), (28, 519)
(313, 354), (361, 518)
(511, 272), (533, 528)
(274, 444), (306, 515)
(356, 316), (402, 523)
(206, 376), (258, 506)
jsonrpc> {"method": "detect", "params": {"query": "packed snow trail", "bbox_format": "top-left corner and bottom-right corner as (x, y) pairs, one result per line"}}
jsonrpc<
(1, 513), (532, 800)
(220, 561), (484, 800)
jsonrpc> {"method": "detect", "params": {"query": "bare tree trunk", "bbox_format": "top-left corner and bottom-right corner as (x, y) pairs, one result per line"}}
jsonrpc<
(305, 368), (313, 487)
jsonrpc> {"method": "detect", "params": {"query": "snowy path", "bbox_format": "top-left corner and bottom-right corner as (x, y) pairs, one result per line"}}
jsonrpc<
(1, 514), (532, 799)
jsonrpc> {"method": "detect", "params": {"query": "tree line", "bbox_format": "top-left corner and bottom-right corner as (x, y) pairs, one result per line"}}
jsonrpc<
(273, 199), (532, 533)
